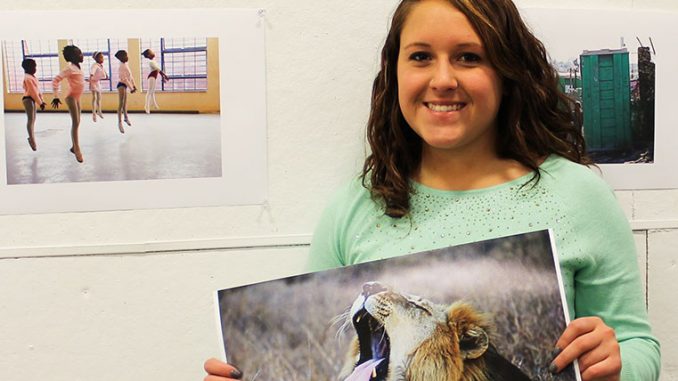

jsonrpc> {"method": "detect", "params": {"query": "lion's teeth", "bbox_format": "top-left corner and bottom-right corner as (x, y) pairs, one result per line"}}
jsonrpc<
(372, 368), (377, 378)
(356, 315), (361, 323)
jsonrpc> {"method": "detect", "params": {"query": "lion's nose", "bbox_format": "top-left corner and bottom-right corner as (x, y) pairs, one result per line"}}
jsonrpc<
(362, 281), (389, 297)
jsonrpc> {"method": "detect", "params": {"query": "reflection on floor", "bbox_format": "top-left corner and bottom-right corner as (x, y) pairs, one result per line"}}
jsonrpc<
(4, 112), (222, 185)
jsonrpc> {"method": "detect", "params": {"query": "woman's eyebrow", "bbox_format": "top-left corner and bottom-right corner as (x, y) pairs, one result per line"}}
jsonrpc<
(401, 41), (484, 50)
(401, 42), (432, 50)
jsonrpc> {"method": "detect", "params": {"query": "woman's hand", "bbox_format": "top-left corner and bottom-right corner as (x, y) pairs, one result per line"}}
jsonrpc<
(551, 317), (621, 381)
(51, 98), (61, 109)
(203, 358), (242, 381)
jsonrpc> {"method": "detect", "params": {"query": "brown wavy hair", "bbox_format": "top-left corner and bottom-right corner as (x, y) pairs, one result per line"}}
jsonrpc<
(362, 0), (592, 218)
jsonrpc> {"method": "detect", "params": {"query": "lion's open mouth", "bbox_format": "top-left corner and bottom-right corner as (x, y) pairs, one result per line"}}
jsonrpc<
(345, 308), (390, 381)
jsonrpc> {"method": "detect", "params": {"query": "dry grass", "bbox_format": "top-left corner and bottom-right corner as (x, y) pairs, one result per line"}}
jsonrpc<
(219, 231), (577, 381)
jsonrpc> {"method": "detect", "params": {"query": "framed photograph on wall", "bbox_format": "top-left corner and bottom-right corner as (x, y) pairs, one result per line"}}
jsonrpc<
(215, 230), (580, 381)
(521, 7), (678, 190)
(0, 9), (267, 214)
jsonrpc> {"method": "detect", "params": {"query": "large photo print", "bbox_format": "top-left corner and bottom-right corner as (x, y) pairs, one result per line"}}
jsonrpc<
(216, 230), (579, 381)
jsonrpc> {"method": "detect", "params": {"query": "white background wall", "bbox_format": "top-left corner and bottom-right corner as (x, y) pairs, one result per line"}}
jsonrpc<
(0, 0), (676, 380)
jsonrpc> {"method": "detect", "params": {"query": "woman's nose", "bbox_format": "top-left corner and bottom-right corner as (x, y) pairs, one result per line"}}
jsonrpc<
(430, 62), (459, 91)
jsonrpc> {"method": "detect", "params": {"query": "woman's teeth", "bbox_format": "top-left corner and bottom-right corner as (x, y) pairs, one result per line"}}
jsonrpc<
(427, 103), (464, 112)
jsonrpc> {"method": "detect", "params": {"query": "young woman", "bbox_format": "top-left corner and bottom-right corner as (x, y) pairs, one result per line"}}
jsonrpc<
(114, 49), (137, 134)
(89, 51), (108, 122)
(21, 58), (46, 151)
(204, 1), (660, 380)
(52, 45), (85, 163)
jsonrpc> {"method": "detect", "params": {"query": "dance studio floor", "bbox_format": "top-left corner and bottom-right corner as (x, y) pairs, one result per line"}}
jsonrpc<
(3, 112), (222, 185)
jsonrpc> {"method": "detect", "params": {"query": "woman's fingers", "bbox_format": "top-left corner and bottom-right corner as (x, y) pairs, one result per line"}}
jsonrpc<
(550, 317), (620, 381)
(204, 376), (238, 381)
(580, 354), (622, 381)
(551, 317), (598, 372)
(203, 358), (243, 380)
(577, 333), (619, 373)
(556, 317), (600, 349)
(577, 344), (609, 372)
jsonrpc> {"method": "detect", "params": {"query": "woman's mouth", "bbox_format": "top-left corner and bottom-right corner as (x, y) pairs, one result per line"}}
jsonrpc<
(425, 102), (466, 112)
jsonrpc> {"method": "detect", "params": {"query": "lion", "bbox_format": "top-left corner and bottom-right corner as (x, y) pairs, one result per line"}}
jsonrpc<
(340, 282), (532, 381)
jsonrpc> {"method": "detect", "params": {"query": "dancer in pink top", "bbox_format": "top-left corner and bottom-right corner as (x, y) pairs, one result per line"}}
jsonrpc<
(52, 45), (85, 163)
(89, 51), (108, 122)
(21, 59), (46, 151)
(114, 50), (137, 134)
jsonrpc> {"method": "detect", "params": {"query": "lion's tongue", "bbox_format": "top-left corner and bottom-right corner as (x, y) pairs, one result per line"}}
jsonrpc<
(343, 358), (384, 381)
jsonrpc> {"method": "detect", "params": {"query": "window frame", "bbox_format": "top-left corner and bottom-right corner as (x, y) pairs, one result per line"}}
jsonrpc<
(141, 37), (208, 92)
(3, 40), (60, 94)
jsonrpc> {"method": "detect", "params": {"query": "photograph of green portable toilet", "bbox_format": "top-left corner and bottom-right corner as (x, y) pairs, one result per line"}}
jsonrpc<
(580, 48), (631, 151)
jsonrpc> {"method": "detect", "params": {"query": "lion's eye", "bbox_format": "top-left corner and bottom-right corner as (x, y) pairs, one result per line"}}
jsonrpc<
(407, 300), (432, 315)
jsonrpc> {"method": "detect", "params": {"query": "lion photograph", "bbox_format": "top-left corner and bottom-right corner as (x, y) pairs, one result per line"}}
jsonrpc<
(217, 230), (579, 381)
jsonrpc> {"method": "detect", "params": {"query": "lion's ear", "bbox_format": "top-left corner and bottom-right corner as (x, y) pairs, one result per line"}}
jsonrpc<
(458, 325), (489, 360)
(447, 302), (490, 360)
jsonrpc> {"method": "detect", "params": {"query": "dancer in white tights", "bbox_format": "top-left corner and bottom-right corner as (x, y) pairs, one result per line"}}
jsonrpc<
(141, 49), (169, 114)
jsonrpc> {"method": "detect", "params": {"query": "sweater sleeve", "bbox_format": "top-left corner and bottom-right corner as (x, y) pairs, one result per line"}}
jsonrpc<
(307, 186), (348, 272)
(566, 173), (661, 380)
(127, 68), (136, 89)
(52, 67), (69, 98)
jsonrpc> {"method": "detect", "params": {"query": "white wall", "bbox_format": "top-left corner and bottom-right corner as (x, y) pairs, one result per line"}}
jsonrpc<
(0, 0), (676, 380)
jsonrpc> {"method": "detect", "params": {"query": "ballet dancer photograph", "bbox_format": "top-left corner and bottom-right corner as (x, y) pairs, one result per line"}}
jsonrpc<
(2, 37), (222, 184)
(0, 8), (266, 215)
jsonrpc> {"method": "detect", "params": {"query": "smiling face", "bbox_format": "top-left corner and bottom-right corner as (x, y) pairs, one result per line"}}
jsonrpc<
(397, 0), (503, 158)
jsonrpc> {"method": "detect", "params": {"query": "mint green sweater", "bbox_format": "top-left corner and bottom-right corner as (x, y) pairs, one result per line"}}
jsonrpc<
(309, 155), (660, 380)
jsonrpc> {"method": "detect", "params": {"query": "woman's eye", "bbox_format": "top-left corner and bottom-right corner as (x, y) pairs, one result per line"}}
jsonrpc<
(459, 52), (481, 63)
(409, 52), (431, 62)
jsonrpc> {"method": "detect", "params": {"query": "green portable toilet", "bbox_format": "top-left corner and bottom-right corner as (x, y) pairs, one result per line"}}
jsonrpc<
(580, 48), (631, 151)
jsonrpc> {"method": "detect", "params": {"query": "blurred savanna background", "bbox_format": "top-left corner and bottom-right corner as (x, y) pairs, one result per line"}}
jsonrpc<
(218, 230), (577, 381)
